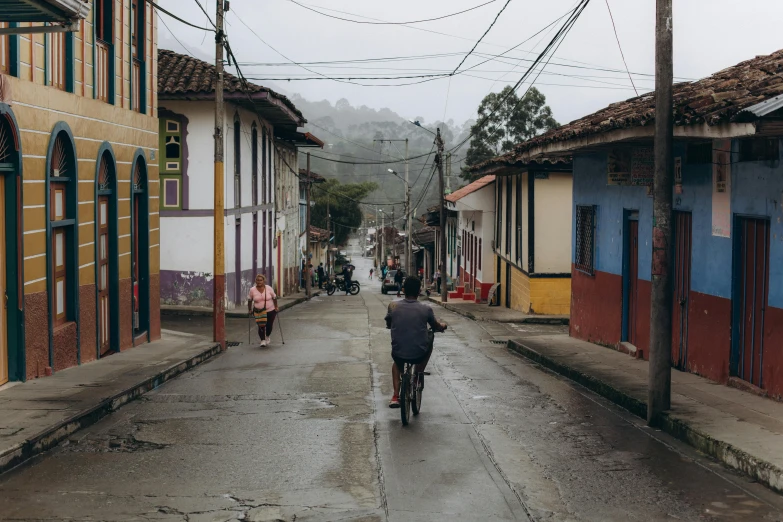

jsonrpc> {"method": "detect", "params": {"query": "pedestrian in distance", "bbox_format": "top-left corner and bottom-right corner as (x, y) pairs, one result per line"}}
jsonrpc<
(248, 274), (279, 347)
(369, 267), (375, 280)
(317, 263), (325, 289)
(434, 269), (441, 294)
(394, 269), (405, 298)
(308, 263), (315, 289)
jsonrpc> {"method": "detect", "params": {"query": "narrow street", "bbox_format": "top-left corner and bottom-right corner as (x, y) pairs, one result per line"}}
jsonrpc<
(1, 240), (782, 521)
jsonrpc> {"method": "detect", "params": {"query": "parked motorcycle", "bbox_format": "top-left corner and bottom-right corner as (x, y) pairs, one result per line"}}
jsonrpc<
(325, 276), (360, 296)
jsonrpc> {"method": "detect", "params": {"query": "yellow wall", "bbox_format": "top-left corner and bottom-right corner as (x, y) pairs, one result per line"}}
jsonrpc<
(496, 256), (570, 315)
(529, 277), (571, 315)
(7, 75), (159, 295)
(12, 0), (157, 114)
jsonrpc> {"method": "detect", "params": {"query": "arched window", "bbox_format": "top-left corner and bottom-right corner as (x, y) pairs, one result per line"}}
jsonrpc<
(47, 128), (78, 329)
(96, 146), (119, 357)
(131, 152), (149, 341)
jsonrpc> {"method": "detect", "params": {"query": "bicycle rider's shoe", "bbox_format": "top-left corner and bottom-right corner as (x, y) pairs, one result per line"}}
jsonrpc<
(389, 395), (400, 408)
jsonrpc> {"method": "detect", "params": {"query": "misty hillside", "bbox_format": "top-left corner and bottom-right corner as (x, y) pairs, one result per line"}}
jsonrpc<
(291, 95), (473, 219)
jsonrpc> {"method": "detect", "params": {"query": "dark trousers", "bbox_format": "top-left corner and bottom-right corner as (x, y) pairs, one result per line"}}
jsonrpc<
(265, 310), (277, 337)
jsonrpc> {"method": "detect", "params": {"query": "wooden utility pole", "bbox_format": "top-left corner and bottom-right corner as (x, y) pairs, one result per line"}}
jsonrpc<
(213, 0), (226, 351)
(649, 0), (674, 424)
(305, 153), (312, 299)
(391, 206), (396, 265)
(436, 128), (448, 303)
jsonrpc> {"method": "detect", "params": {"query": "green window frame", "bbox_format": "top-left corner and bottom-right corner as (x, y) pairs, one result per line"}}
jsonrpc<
(159, 118), (182, 209)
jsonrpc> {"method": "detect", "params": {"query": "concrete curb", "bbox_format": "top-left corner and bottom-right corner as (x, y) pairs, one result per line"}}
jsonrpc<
(427, 298), (569, 325)
(161, 292), (320, 318)
(0, 342), (221, 476)
(507, 339), (783, 494)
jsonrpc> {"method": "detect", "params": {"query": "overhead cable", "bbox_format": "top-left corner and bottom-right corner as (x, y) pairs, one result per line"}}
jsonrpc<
(287, 0), (500, 25)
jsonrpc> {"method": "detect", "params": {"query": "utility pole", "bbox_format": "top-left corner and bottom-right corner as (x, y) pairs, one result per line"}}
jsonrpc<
(391, 206), (396, 265)
(649, 0), (673, 425)
(405, 139), (412, 277)
(326, 195), (330, 279)
(436, 128), (448, 303)
(446, 152), (452, 194)
(213, 0), (226, 351)
(305, 153), (312, 299)
(380, 210), (385, 271)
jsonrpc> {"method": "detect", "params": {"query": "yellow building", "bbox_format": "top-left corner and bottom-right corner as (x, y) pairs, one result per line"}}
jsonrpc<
(0, 0), (159, 383)
(468, 155), (573, 315)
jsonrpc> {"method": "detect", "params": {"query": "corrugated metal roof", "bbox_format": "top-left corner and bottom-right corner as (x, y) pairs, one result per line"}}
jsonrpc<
(0, 0), (89, 22)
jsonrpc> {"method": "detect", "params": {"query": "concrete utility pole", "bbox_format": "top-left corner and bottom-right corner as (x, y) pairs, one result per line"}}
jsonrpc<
(649, 0), (674, 424)
(305, 153), (312, 299)
(446, 152), (452, 194)
(380, 210), (385, 271)
(436, 128), (448, 303)
(213, 0), (226, 351)
(391, 206), (396, 264)
(326, 196), (330, 279)
(405, 139), (412, 277)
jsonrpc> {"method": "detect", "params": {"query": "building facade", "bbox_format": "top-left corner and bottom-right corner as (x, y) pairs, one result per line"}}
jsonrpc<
(0, 0), (159, 382)
(510, 49), (783, 399)
(468, 156), (573, 315)
(444, 175), (496, 303)
(157, 50), (311, 309)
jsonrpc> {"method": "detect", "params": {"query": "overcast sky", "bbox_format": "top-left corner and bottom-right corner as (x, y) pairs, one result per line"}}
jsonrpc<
(159, 0), (783, 127)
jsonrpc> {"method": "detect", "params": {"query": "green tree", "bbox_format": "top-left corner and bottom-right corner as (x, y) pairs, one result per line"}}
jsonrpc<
(311, 180), (378, 247)
(464, 86), (558, 179)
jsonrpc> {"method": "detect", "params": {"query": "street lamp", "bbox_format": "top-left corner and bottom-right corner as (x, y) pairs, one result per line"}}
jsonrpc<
(409, 120), (436, 136)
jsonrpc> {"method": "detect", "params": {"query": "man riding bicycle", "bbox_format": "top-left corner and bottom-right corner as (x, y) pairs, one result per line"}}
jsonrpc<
(385, 276), (447, 408)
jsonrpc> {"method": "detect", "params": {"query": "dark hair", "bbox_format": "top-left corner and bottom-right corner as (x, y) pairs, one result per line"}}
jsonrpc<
(403, 275), (421, 297)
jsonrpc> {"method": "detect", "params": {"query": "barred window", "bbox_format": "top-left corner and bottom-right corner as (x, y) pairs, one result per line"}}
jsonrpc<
(575, 205), (596, 274)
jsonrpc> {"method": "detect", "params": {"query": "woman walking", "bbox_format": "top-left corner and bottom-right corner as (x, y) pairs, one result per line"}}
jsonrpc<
(248, 274), (279, 347)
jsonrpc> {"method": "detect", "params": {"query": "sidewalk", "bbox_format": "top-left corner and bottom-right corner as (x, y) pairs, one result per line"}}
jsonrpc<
(161, 290), (320, 318)
(428, 295), (569, 325)
(0, 330), (220, 474)
(507, 334), (783, 493)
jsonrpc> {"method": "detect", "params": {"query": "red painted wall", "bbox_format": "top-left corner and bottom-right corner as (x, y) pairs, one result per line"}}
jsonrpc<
(678, 291), (732, 385)
(569, 265), (622, 347)
(762, 306), (783, 400)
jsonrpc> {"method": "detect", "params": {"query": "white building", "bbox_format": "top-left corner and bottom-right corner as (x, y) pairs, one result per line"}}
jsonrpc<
(157, 50), (316, 308)
(445, 175), (497, 302)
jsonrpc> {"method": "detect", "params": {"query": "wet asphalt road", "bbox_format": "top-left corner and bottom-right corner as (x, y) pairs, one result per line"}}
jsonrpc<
(1, 242), (783, 521)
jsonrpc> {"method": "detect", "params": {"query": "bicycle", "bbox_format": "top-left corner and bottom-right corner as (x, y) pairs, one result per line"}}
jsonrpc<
(396, 329), (437, 426)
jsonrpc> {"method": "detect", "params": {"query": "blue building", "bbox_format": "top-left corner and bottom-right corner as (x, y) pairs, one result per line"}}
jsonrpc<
(505, 49), (783, 399)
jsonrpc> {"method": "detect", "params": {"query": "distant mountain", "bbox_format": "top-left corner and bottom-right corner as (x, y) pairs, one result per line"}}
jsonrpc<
(283, 95), (473, 219)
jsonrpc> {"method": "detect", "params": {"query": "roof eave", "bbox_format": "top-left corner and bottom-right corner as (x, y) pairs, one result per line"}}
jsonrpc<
(519, 122), (758, 158)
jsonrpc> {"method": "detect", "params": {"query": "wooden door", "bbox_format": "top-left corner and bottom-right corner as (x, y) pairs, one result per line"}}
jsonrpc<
(0, 180), (6, 384)
(132, 196), (139, 328)
(627, 220), (639, 346)
(733, 218), (770, 388)
(672, 212), (692, 369)
(98, 196), (111, 356)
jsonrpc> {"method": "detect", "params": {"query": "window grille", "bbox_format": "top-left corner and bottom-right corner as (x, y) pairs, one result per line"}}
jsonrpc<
(575, 205), (596, 275)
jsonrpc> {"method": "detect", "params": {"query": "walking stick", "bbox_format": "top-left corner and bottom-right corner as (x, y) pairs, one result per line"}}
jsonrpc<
(277, 311), (285, 345)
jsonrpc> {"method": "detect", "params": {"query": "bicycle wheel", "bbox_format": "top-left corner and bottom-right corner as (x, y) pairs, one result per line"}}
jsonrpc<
(412, 372), (422, 415)
(350, 282), (360, 295)
(400, 369), (410, 426)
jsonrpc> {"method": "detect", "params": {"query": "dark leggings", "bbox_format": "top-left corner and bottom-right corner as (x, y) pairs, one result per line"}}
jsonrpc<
(257, 311), (277, 340)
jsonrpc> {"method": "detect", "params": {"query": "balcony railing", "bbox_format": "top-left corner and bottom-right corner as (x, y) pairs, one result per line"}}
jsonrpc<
(132, 58), (141, 112)
(96, 40), (109, 102)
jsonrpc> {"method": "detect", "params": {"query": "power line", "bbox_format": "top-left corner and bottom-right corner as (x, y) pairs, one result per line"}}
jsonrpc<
(191, 0), (217, 29)
(452, 0), (514, 74)
(149, 0), (212, 31)
(305, 122), (402, 160)
(604, 0), (638, 96)
(287, 0), (500, 25)
(156, 12), (198, 56)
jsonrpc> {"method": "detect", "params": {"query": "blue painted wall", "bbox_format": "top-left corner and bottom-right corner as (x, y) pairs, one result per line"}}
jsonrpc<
(572, 139), (783, 308)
